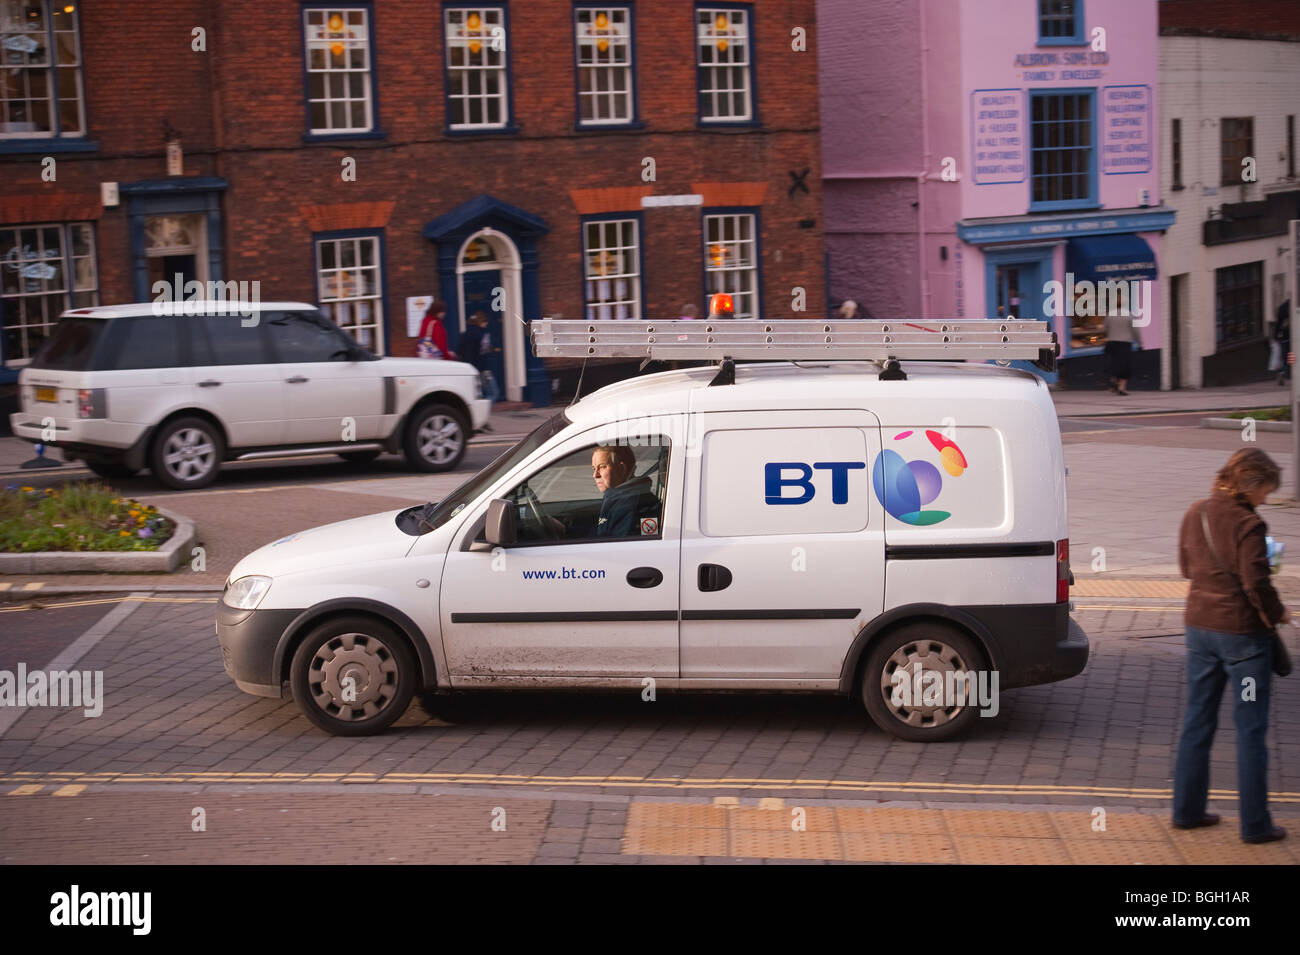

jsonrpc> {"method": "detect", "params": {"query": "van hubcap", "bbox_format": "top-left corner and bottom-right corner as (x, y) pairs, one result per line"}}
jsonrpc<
(417, 415), (462, 464)
(879, 640), (970, 728)
(307, 633), (399, 720)
(162, 428), (215, 480)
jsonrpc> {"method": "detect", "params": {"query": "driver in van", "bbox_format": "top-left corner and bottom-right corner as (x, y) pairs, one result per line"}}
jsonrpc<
(591, 445), (649, 537)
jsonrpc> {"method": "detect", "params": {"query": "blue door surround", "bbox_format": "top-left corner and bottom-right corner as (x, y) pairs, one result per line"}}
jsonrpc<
(423, 195), (550, 406)
(120, 177), (228, 303)
(983, 245), (1058, 384)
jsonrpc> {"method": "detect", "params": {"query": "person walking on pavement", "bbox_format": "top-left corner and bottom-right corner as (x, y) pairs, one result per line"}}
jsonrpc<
(417, 302), (456, 360)
(1174, 448), (1289, 843)
(1274, 299), (1291, 387)
(1103, 310), (1141, 394)
(459, 310), (500, 403)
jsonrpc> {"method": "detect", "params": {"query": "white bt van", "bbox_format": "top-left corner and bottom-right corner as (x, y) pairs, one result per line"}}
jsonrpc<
(216, 315), (1088, 741)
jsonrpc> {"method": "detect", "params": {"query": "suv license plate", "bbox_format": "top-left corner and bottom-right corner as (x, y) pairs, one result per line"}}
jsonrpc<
(35, 387), (57, 402)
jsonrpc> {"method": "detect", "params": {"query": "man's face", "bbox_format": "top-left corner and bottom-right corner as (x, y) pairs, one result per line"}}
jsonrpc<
(592, 450), (627, 493)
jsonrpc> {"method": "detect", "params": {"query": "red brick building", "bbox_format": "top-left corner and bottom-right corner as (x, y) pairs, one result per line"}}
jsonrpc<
(0, 0), (824, 404)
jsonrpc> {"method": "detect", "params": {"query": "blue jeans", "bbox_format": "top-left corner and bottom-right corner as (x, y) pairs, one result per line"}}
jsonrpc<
(1173, 625), (1274, 837)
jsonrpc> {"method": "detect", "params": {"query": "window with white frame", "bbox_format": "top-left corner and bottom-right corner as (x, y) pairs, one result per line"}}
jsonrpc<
(1, 222), (97, 360)
(584, 218), (640, 320)
(315, 235), (384, 351)
(704, 213), (757, 319)
(445, 6), (508, 129)
(303, 7), (374, 134)
(696, 6), (751, 122)
(575, 7), (632, 125)
(0, 0), (85, 138)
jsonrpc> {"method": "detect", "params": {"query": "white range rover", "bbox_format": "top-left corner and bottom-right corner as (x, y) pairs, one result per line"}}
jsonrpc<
(9, 302), (492, 489)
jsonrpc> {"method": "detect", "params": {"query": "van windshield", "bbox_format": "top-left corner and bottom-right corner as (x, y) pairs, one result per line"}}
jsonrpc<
(28, 317), (110, 371)
(417, 411), (569, 532)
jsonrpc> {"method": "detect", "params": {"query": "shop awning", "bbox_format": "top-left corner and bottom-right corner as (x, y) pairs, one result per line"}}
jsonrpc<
(1066, 235), (1157, 283)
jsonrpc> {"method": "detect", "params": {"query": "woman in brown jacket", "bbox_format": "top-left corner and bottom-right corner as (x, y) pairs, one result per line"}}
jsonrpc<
(1174, 448), (1288, 843)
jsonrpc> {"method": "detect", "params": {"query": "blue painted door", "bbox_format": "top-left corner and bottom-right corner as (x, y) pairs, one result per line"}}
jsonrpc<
(461, 269), (504, 394)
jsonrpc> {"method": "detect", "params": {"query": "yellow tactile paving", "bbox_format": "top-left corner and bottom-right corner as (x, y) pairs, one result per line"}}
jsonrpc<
(952, 835), (1074, 865)
(730, 830), (843, 861)
(841, 832), (957, 863)
(1063, 840), (1188, 865)
(623, 826), (728, 857)
(728, 806), (839, 832)
(621, 803), (1300, 863)
(1071, 578), (1189, 598)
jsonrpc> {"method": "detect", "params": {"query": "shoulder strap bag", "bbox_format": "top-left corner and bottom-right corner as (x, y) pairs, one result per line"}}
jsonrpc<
(1200, 503), (1292, 677)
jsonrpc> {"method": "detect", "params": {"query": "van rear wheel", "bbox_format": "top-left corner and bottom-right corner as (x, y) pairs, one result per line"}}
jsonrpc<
(861, 623), (989, 742)
(290, 616), (417, 736)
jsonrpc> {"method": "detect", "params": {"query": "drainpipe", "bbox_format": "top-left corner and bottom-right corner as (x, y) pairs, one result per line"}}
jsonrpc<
(918, 0), (932, 318)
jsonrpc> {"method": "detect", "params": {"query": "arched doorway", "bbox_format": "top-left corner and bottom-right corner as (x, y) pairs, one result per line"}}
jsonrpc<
(456, 228), (524, 401)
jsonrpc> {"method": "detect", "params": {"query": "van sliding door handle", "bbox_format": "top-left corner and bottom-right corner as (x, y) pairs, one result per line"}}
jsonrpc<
(286, 376), (310, 384)
(197, 379), (222, 388)
(626, 567), (663, 588)
(697, 563), (732, 592)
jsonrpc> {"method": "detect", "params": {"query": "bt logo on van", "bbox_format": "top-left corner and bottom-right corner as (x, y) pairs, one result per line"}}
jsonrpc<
(764, 429), (969, 526)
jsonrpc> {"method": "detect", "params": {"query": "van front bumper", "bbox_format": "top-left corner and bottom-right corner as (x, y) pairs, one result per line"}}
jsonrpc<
(216, 602), (303, 699)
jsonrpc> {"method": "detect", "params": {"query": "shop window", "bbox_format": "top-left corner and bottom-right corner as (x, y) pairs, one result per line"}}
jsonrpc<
(302, 6), (376, 135)
(314, 233), (384, 351)
(0, 221), (97, 360)
(1220, 117), (1253, 187)
(0, 0), (85, 140)
(575, 6), (634, 126)
(1038, 0), (1083, 45)
(696, 5), (753, 123)
(1215, 261), (1263, 346)
(444, 5), (509, 130)
(1030, 90), (1095, 210)
(704, 211), (758, 319)
(583, 216), (641, 320)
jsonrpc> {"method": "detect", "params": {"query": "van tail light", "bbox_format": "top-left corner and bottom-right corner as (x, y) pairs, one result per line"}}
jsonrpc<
(1056, 538), (1070, 603)
(77, 388), (106, 419)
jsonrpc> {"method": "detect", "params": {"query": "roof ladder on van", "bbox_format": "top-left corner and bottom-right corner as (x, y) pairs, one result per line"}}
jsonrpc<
(530, 319), (1060, 382)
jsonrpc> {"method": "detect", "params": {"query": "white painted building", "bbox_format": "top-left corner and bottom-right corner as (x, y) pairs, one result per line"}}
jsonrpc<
(1159, 8), (1300, 389)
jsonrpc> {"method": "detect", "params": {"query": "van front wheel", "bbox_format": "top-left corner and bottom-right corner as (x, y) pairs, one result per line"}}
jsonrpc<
(861, 623), (990, 742)
(290, 616), (417, 736)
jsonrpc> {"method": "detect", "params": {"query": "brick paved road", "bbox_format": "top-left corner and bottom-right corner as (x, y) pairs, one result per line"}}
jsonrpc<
(0, 594), (1296, 863)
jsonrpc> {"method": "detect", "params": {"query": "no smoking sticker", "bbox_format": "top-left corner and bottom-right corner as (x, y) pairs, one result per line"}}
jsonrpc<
(640, 517), (659, 536)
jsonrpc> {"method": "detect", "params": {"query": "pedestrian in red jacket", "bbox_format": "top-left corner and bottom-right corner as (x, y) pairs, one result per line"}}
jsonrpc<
(417, 303), (456, 360)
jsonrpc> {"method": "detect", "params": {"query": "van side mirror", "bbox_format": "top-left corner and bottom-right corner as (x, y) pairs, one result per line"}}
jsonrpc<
(484, 498), (516, 547)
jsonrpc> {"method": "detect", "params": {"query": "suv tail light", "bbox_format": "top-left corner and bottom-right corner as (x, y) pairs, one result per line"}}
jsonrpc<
(1056, 538), (1070, 603)
(77, 388), (106, 419)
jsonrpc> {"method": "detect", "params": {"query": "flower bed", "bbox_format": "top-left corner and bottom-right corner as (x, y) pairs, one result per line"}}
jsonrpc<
(0, 482), (175, 553)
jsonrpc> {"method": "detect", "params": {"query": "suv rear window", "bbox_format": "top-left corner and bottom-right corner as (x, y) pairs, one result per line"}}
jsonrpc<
(28, 317), (111, 371)
(97, 316), (181, 370)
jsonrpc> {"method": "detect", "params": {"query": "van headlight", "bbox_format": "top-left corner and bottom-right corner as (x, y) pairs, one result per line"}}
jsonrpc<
(222, 575), (272, 610)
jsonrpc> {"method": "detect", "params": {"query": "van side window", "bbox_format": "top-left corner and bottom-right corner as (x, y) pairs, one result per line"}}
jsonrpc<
(98, 316), (181, 370)
(193, 313), (272, 366)
(504, 439), (669, 544)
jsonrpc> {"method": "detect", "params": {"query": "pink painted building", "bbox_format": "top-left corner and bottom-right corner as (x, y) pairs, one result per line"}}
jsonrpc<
(820, 0), (1170, 388)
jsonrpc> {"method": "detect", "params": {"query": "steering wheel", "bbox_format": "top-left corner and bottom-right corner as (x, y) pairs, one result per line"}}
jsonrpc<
(519, 484), (558, 540)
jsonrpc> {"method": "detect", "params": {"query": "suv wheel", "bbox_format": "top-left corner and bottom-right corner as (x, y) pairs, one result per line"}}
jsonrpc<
(151, 417), (225, 490)
(403, 403), (467, 472)
(290, 616), (417, 736)
(861, 622), (989, 742)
